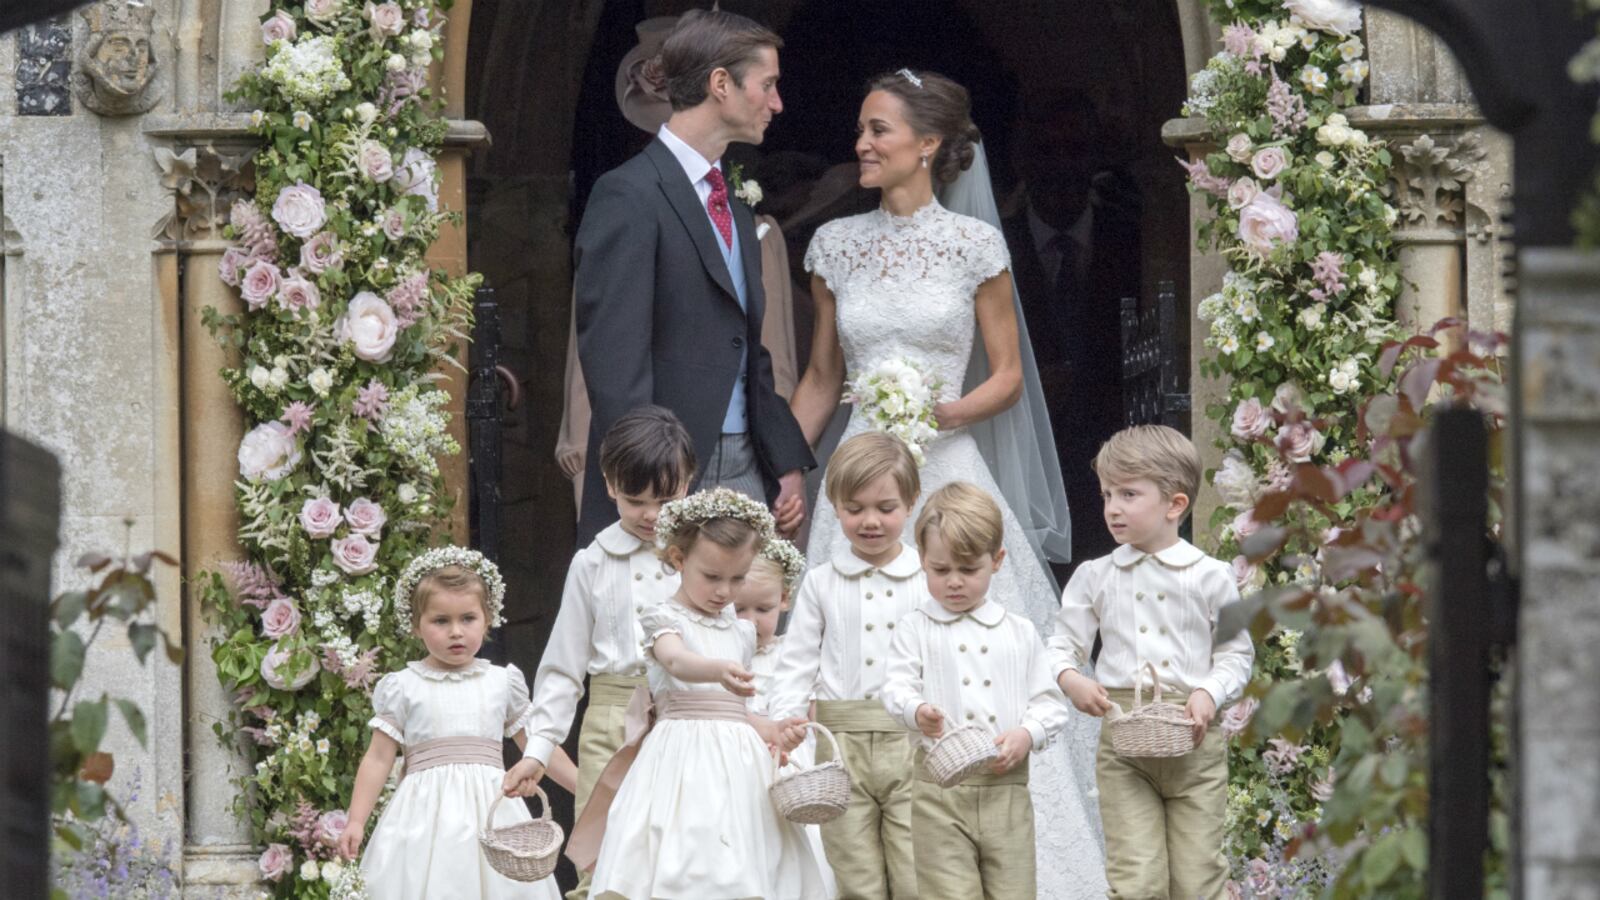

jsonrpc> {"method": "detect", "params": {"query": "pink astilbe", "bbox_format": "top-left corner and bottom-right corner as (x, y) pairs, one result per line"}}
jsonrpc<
(222, 559), (285, 609)
(1178, 157), (1231, 197)
(280, 401), (315, 436)
(286, 800), (329, 859)
(1223, 23), (1259, 58)
(1262, 737), (1306, 776)
(386, 271), (431, 327)
(1266, 70), (1309, 138)
(1309, 250), (1347, 301)
(1265, 459), (1294, 493)
(352, 379), (390, 420)
(230, 199), (279, 260)
(322, 645), (382, 691)
(380, 67), (427, 118)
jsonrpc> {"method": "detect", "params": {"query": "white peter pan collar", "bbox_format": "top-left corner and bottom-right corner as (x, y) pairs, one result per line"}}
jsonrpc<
(917, 597), (1006, 628)
(596, 521), (646, 556)
(408, 658), (491, 681)
(831, 544), (922, 579)
(670, 598), (736, 629)
(1111, 539), (1206, 570)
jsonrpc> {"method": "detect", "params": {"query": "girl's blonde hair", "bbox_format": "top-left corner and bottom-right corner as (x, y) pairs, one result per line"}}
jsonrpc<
(742, 556), (790, 601)
(1093, 425), (1202, 521)
(914, 482), (1003, 562)
(410, 564), (490, 628)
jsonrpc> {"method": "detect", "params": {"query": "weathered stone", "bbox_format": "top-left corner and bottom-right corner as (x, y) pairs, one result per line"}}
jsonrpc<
(15, 16), (72, 116)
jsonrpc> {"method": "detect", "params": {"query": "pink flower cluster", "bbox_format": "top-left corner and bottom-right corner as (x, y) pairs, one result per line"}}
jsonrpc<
(1265, 71), (1308, 138)
(386, 270), (431, 327)
(1178, 157), (1231, 198)
(286, 800), (346, 859)
(1309, 250), (1346, 301)
(323, 645), (382, 690)
(379, 67), (427, 117)
(353, 378), (390, 419)
(223, 559), (285, 609)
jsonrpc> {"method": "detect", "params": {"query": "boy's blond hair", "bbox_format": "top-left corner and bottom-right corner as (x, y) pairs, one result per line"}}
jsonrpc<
(825, 432), (921, 508)
(914, 482), (1003, 562)
(1093, 425), (1202, 520)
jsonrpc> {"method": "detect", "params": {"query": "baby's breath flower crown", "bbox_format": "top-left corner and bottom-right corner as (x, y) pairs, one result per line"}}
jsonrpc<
(760, 536), (806, 591)
(654, 488), (776, 551)
(393, 546), (506, 631)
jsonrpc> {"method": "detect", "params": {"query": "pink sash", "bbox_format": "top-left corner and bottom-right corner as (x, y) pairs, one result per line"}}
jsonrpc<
(563, 686), (750, 872)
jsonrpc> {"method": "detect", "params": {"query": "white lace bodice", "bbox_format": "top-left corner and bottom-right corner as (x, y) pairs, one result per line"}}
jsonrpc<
(805, 199), (1010, 398)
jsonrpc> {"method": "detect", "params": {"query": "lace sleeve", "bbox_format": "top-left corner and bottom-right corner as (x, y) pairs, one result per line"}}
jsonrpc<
(368, 672), (405, 745)
(959, 218), (1011, 292)
(802, 225), (837, 292)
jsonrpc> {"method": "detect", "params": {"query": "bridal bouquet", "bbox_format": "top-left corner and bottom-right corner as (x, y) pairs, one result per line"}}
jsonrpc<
(844, 356), (942, 465)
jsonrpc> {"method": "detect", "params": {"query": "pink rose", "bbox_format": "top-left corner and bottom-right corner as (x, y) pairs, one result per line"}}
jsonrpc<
(238, 422), (301, 480)
(1220, 696), (1257, 738)
(1271, 382), (1306, 415)
(391, 148), (439, 211)
(260, 597), (302, 639)
(365, 1), (405, 37)
(1275, 421), (1325, 463)
(1226, 176), (1260, 211)
(259, 843), (293, 881)
(261, 10), (297, 44)
(261, 642), (320, 690)
(1225, 133), (1253, 163)
(382, 208), (407, 241)
(271, 182), (327, 240)
(299, 496), (342, 538)
(1247, 858), (1276, 897)
(218, 248), (250, 287)
(277, 273), (321, 312)
(1286, 0), (1363, 35)
(1250, 146), (1291, 180)
(336, 292), (401, 362)
(316, 810), (349, 846)
(305, 0), (342, 23)
(1230, 396), (1270, 441)
(240, 259), (282, 310)
(1230, 555), (1260, 591)
(300, 231), (344, 274)
(344, 497), (387, 538)
(1237, 191), (1298, 256)
(331, 534), (379, 575)
(1231, 508), (1261, 538)
(358, 140), (394, 183)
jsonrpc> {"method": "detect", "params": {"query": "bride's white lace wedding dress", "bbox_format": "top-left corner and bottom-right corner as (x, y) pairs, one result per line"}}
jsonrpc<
(804, 198), (1108, 898)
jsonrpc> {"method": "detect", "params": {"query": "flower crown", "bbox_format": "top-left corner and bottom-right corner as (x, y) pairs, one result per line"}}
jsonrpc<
(392, 546), (506, 631)
(758, 536), (806, 592)
(655, 488), (776, 550)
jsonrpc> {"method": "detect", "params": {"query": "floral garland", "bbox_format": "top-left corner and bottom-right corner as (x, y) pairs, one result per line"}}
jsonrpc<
(1180, 0), (1404, 892)
(654, 488), (778, 549)
(391, 545), (507, 631)
(757, 536), (807, 591)
(198, 2), (480, 896)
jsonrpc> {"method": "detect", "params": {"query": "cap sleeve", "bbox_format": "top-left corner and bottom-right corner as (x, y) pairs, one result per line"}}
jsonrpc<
(734, 618), (758, 670)
(958, 218), (1011, 291)
(368, 672), (406, 745)
(640, 603), (686, 655)
(503, 663), (534, 738)
(803, 224), (838, 293)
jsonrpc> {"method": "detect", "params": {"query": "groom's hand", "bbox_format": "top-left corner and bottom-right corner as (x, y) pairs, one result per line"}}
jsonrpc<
(774, 469), (806, 537)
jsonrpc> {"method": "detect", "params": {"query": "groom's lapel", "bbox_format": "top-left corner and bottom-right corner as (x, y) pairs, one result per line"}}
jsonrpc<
(730, 198), (764, 322)
(644, 139), (740, 304)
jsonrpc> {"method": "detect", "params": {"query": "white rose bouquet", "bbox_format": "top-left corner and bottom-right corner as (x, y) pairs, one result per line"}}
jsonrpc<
(844, 356), (942, 465)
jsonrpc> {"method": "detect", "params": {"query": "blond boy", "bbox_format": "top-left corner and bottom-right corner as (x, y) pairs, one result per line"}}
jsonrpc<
(1049, 425), (1254, 900)
(771, 433), (925, 899)
(881, 482), (1070, 900)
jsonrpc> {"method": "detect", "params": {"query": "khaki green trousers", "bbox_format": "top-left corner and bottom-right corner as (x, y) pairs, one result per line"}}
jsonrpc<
(909, 752), (1033, 900)
(566, 674), (645, 900)
(1098, 687), (1229, 900)
(813, 700), (918, 899)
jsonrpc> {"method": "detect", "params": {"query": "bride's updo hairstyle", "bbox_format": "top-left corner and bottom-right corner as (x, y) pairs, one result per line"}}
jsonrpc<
(867, 69), (981, 186)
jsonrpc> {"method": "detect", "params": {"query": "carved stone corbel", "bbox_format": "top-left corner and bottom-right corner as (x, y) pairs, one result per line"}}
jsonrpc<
(152, 146), (255, 243)
(1391, 132), (1487, 230)
(71, 0), (161, 117)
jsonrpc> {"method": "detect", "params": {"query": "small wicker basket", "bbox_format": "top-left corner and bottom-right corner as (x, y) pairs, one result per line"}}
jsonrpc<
(924, 722), (998, 788)
(1107, 662), (1196, 758)
(769, 722), (853, 824)
(479, 787), (563, 882)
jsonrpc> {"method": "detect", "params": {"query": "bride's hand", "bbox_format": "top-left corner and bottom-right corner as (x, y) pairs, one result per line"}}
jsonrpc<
(932, 402), (958, 431)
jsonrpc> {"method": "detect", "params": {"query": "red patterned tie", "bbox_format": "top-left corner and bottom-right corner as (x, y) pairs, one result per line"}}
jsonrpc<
(704, 166), (733, 249)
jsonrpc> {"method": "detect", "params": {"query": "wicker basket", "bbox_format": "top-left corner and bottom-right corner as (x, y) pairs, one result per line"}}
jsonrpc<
(1107, 662), (1196, 758)
(924, 722), (998, 788)
(479, 787), (563, 882)
(769, 722), (853, 824)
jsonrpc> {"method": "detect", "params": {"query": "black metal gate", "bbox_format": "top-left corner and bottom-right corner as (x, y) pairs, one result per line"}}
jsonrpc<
(1120, 279), (1191, 432)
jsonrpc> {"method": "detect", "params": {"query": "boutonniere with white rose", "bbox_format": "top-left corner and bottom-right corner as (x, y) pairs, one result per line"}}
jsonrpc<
(844, 356), (943, 466)
(728, 163), (763, 207)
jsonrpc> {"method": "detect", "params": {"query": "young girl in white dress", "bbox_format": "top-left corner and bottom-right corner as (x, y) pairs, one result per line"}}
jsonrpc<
(581, 489), (829, 899)
(336, 547), (568, 899)
(736, 542), (837, 898)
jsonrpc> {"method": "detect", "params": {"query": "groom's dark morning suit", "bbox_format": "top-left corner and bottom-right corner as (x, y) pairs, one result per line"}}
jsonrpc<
(574, 137), (814, 544)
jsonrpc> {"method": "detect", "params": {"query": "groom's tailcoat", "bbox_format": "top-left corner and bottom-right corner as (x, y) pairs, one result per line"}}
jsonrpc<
(573, 137), (813, 544)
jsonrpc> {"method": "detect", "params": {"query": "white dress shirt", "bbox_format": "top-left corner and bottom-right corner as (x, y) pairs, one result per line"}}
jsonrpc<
(768, 545), (928, 722)
(1047, 539), (1255, 709)
(523, 522), (681, 765)
(881, 597), (1071, 752)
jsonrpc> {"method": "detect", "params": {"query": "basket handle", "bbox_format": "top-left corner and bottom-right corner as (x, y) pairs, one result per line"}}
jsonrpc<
(806, 721), (850, 776)
(1134, 661), (1164, 708)
(486, 784), (551, 831)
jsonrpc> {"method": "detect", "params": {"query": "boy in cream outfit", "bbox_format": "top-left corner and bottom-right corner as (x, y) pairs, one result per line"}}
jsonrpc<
(1050, 425), (1255, 900)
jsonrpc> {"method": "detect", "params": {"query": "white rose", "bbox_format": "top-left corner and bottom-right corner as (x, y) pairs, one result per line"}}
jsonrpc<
(355, 101), (378, 124)
(1237, 192), (1299, 256)
(269, 367), (290, 390)
(250, 365), (271, 391)
(1299, 304), (1326, 330)
(336, 292), (401, 362)
(1226, 133), (1254, 164)
(1315, 150), (1337, 168)
(409, 30), (434, 51)
(358, 141), (394, 183)
(1214, 451), (1259, 508)
(1286, 0), (1363, 36)
(308, 367), (334, 397)
(1227, 177), (1260, 211)
(391, 149), (439, 211)
(300, 859), (320, 882)
(386, 53), (408, 72)
(1348, 129), (1370, 148)
(238, 422), (301, 480)
(305, 0), (343, 22)
(1328, 367), (1354, 394)
(322, 860), (345, 884)
(1268, 45), (1287, 62)
(397, 483), (419, 504)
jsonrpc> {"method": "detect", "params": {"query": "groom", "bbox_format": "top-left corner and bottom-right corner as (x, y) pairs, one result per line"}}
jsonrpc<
(573, 9), (813, 545)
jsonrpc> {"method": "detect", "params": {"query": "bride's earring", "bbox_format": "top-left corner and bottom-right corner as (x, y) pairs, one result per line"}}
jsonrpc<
(920, 155), (929, 169)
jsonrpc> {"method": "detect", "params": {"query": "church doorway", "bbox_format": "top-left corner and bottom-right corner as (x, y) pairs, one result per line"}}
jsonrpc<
(464, 3), (1188, 885)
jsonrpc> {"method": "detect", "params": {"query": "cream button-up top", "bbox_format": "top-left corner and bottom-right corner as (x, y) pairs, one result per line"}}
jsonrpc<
(1047, 539), (1255, 708)
(880, 598), (1070, 752)
(524, 522), (680, 765)
(768, 546), (927, 722)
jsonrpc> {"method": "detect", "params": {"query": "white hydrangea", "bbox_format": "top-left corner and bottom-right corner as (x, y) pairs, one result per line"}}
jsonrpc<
(262, 35), (353, 106)
(380, 385), (461, 478)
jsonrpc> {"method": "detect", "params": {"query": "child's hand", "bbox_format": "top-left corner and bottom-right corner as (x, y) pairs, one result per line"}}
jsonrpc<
(776, 718), (809, 754)
(992, 727), (1033, 773)
(503, 758), (546, 797)
(1185, 689), (1217, 745)
(914, 704), (946, 739)
(1058, 670), (1113, 717)
(717, 660), (757, 697)
(335, 818), (365, 861)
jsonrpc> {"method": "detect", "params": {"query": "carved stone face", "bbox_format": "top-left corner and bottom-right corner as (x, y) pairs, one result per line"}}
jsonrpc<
(88, 30), (153, 98)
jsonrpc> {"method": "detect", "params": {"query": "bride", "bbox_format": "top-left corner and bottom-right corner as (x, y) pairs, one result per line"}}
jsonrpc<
(788, 69), (1108, 898)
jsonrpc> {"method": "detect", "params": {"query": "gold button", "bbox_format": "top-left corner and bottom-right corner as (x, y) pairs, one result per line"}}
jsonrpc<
(1160, 627), (1168, 636)
(1162, 660), (1171, 667)
(980, 645), (988, 654)
(865, 569), (876, 578)
(865, 623), (875, 631)
(988, 715), (996, 723)
(1158, 594), (1166, 602)
(1140, 625), (1148, 634)
(983, 679), (991, 687)
(1136, 592), (1145, 600)
(887, 622), (895, 630)
(635, 573), (643, 581)
(963, 677), (971, 686)
(966, 712), (975, 720)
(866, 658), (875, 666)
(636, 604), (643, 613)
(959, 644), (967, 652)
(866, 592), (875, 600)
(865, 692), (874, 700)
(655, 573), (663, 580)
(886, 589), (894, 597)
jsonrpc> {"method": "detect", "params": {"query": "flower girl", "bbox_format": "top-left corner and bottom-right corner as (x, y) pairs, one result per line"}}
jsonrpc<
(575, 488), (829, 899)
(336, 547), (560, 899)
